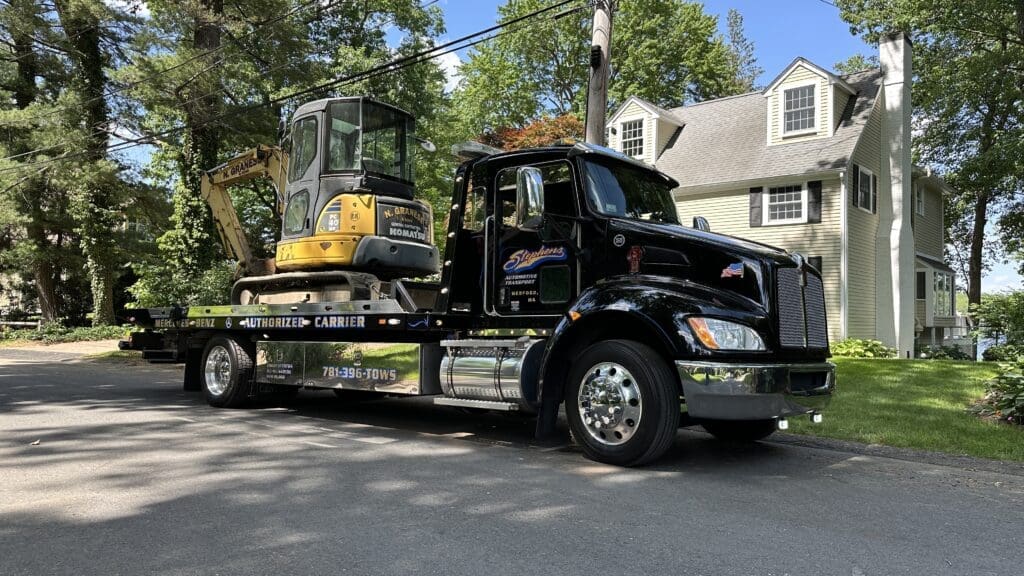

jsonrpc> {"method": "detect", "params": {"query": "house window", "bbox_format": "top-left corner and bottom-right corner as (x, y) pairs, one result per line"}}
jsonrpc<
(764, 184), (806, 224)
(783, 85), (816, 134)
(933, 272), (953, 317)
(620, 119), (644, 158)
(915, 187), (925, 215)
(855, 165), (875, 212)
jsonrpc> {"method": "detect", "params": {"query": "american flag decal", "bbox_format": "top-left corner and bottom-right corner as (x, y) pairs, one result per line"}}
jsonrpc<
(721, 262), (744, 278)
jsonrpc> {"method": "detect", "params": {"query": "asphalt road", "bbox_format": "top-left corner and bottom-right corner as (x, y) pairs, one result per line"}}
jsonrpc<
(2, 348), (1022, 576)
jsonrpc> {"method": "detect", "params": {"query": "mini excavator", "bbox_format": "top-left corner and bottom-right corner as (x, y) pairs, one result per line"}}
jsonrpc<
(201, 96), (439, 305)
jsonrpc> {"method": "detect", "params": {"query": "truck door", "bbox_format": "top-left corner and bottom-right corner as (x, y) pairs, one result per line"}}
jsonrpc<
(487, 160), (580, 316)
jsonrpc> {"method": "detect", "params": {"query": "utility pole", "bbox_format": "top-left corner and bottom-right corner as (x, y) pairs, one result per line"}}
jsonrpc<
(584, 0), (613, 144)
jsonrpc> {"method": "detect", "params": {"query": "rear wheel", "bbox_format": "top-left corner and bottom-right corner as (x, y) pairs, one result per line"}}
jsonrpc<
(201, 336), (253, 408)
(701, 419), (777, 442)
(565, 340), (680, 467)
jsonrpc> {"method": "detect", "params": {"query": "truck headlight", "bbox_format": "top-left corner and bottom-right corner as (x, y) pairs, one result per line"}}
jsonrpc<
(686, 317), (765, 351)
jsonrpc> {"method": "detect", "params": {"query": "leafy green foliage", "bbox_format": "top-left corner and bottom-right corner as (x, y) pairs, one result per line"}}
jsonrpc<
(0, 321), (126, 343)
(455, 0), (754, 137)
(982, 344), (1024, 362)
(916, 344), (972, 361)
(833, 53), (878, 74)
(831, 338), (898, 358)
(971, 290), (1024, 345)
(971, 357), (1024, 426)
(127, 259), (235, 308)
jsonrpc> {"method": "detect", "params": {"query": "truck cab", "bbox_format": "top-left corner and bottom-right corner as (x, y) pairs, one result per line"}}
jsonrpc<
(436, 143), (834, 462)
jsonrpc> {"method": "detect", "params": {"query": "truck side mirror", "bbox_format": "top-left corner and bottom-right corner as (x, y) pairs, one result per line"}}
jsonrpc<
(693, 216), (711, 232)
(516, 166), (545, 230)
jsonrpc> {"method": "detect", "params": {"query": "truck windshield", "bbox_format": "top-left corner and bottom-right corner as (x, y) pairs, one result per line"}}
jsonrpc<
(326, 100), (415, 184)
(583, 159), (679, 224)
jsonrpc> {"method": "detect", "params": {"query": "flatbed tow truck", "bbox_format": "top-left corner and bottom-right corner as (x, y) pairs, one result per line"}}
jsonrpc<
(123, 138), (834, 466)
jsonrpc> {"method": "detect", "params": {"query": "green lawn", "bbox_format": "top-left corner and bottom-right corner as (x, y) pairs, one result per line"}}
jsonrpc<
(788, 358), (1024, 462)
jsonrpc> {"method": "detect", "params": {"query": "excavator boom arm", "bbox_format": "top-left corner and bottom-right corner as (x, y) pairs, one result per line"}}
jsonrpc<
(200, 145), (287, 272)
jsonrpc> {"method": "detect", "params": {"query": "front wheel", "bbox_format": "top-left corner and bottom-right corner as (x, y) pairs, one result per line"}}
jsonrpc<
(701, 419), (777, 442)
(201, 336), (254, 408)
(565, 340), (680, 467)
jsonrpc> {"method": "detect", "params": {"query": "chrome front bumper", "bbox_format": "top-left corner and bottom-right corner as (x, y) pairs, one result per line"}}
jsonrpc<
(676, 361), (834, 421)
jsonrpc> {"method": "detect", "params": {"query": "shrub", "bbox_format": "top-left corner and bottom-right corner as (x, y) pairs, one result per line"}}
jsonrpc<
(982, 344), (1024, 362)
(971, 358), (1024, 426)
(917, 344), (973, 361)
(831, 338), (897, 358)
(0, 322), (126, 344)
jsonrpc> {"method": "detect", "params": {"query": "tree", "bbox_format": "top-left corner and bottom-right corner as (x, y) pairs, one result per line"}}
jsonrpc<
(833, 53), (879, 74)
(972, 291), (1024, 345)
(725, 9), (762, 92)
(834, 0), (1024, 311)
(455, 0), (755, 137)
(481, 114), (584, 150)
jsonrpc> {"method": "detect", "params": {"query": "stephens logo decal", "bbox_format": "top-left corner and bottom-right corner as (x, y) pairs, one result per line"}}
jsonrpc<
(503, 246), (568, 273)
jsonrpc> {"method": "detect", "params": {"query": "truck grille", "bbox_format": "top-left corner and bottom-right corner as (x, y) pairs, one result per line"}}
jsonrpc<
(776, 266), (828, 350)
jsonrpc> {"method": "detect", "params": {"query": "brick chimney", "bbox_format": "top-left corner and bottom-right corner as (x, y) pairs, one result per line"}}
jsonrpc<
(875, 31), (914, 357)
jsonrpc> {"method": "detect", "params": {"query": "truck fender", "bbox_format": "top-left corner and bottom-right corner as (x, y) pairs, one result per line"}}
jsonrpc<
(533, 283), (704, 440)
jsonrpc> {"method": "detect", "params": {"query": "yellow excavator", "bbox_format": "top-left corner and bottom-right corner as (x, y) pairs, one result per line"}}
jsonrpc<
(201, 96), (439, 305)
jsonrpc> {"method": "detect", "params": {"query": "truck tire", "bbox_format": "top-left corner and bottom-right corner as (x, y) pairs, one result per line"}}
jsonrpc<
(201, 336), (253, 408)
(565, 340), (680, 466)
(701, 420), (777, 442)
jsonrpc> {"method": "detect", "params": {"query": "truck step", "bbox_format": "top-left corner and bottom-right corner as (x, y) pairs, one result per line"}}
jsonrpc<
(434, 397), (519, 411)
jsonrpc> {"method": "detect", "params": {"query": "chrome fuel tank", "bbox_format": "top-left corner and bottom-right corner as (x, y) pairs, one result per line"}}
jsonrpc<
(439, 338), (544, 411)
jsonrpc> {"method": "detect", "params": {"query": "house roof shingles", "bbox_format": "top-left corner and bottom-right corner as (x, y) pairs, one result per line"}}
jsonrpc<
(656, 68), (882, 190)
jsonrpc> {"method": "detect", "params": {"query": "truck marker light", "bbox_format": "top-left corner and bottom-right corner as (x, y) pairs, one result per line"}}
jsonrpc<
(378, 319), (387, 325)
(627, 245), (643, 274)
(686, 318), (720, 350)
(302, 319), (312, 327)
(568, 310), (581, 322)
(387, 318), (401, 326)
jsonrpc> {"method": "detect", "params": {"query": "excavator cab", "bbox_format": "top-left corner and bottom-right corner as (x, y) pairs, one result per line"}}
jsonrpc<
(275, 97), (438, 277)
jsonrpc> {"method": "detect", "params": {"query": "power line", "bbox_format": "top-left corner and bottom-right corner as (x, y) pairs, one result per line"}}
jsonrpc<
(1, 0), (583, 174)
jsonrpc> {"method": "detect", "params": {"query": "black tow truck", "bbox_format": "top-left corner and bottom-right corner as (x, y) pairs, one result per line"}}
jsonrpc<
(124, 142), (834, 466)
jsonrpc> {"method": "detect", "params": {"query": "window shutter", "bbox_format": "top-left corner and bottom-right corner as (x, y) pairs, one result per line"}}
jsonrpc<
(916, 271), (926, 299)
(749, 187), (763, 227)
(807, 180), (822, 223)
(871, 173), (878, 213)
(851, 165), (859, 207)
(808, 256), (823, 274)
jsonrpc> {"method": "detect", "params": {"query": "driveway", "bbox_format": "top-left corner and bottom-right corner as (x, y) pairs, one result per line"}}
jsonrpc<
(1, 347), (1022, 575)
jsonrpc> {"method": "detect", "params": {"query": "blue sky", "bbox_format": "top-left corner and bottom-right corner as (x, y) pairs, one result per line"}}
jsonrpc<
(434, 0), (1022, 291)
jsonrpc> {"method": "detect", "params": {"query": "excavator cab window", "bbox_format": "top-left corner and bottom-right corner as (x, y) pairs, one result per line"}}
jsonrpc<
(327, 101), (360, 172)
(325, 100), (415, 185)
(288, 116), (318, 182)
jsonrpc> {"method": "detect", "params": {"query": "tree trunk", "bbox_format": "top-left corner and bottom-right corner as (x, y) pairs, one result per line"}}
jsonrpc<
(173, 0), (224, 281)
(967, 191), (989, 307)
(10, 0), (61, 325)
(56, 0), (117, 325)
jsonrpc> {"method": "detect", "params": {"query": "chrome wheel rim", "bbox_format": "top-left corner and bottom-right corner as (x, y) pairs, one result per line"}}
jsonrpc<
(577, 362), (642, 446)
(204, 346), (232, 396)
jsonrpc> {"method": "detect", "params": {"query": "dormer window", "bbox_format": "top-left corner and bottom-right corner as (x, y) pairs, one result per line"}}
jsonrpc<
(620, 119), (644, 158)
(783, 84), (816, 134)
